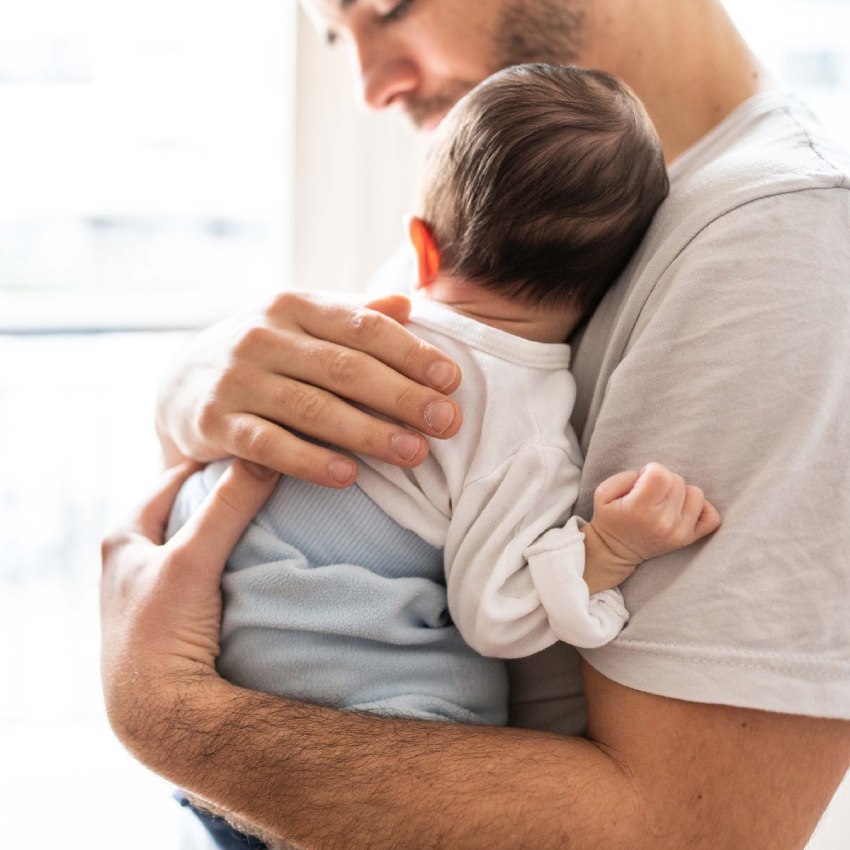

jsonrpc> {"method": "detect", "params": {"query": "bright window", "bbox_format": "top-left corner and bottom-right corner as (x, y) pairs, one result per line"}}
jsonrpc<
(727, 0), (850, 144)
(0, 0), (294, 331)
(1, 3), (847, 848)
(0, 2), (295, 848)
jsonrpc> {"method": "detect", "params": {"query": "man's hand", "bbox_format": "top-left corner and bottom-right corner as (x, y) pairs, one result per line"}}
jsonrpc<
(583, 462), (721, 594)
(100, 460), (279, 753)
(156, 292), (462, 487)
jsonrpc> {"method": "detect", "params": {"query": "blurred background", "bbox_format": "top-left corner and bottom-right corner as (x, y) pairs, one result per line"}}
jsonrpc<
(0, 1), (848, 846)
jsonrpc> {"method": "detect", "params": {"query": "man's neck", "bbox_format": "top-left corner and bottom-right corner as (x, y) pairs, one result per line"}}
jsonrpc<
(575, 0), (773, 162)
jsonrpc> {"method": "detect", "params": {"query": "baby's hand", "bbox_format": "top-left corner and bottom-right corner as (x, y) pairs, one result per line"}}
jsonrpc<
(581, 463), (721, 594)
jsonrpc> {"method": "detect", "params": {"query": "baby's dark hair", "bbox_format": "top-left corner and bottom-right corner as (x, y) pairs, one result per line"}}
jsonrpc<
(420, 63), (669, 313)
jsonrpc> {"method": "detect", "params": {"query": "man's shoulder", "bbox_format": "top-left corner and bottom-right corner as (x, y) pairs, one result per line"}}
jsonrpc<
(653, 94), (849, 273)
(672, 93), (849, 209)
(571, 93), (850, 444)
(606, 93), (849, 326)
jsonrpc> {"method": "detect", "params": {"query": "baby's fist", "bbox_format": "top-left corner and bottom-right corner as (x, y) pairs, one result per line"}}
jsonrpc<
(591, 463), (721, 564)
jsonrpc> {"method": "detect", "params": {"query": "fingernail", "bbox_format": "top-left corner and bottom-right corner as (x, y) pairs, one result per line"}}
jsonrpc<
(424, 400), (456, 434)
(392, 433), (423, 461)
(328, 459), (355, 484)
(244, 461), (277, 481)
(426, 360), (457, 391)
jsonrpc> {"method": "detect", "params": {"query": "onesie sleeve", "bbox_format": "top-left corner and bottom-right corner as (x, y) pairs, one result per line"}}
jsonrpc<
(444, 443), (629, 658)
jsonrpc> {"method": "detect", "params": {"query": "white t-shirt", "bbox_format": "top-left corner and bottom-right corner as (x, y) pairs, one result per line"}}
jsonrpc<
(373, 93), (850, 734)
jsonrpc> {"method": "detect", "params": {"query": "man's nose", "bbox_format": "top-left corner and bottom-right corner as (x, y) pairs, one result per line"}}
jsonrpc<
(353, 36), (419, 111)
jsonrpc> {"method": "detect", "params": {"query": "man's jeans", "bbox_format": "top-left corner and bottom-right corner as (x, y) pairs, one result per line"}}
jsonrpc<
(175, 792), (268, 850)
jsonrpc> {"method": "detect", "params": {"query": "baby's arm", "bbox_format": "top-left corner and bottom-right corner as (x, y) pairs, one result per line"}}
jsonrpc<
(581, 462), (721, 595)
(445, 451), (720, 656)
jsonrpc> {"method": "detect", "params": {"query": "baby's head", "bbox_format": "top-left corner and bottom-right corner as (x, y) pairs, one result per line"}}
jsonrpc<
(412, 63), (669, 317)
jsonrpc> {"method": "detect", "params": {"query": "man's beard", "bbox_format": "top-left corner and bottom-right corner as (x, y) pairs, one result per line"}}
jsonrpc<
(404, 80), (477, 129)
(405, 0), (586, 129)
(492, 0), (585, 68)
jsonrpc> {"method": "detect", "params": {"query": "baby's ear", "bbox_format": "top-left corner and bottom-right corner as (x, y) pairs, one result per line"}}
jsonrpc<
(408, 216), (441, 290)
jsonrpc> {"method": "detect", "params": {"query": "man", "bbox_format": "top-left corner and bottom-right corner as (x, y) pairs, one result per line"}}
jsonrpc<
(100, 1), (850, 847)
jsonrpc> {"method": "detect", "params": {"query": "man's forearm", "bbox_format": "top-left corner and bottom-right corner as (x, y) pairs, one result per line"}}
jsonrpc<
(117, 664), (848, 850)
(127, 673), (641, 850)
(100, 475), (844, 850)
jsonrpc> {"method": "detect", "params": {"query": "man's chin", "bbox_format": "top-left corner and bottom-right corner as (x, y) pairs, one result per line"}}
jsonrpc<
(417, 110), (450, 132)
(403, 83), (476, 131)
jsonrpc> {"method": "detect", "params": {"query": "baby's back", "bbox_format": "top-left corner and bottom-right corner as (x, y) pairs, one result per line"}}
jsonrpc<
(168, 461), (508, 724)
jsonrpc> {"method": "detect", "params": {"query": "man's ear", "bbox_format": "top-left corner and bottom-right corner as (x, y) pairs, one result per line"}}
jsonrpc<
(408, 216), (441, 290)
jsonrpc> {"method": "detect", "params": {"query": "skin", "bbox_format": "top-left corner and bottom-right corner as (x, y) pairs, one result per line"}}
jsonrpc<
(102, 464), (850, 850)
(106, 0), (850, 846)
(307, 0), (586, 128)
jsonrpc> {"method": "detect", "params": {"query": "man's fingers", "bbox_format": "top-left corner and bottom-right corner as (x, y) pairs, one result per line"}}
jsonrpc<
(364, 293), (413, 325)
(236, 319), (461, 443)
(221, 410), (429, 486)
(132, 462), (204, 543)
(170, 459), (280, 568)
(594, 470), (642, 506)
(276, 292), (462, 394)
(234, 374), (440, 471)
(223, 411), (352, 485)
(102, 462), (201, 574)
(261, 339), (461, 440)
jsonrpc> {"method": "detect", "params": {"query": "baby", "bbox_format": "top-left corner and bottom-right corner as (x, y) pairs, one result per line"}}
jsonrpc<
(169, 64), (719, 732)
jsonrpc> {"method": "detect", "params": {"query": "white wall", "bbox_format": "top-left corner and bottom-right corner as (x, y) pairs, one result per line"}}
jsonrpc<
(291, 7), (428, 294)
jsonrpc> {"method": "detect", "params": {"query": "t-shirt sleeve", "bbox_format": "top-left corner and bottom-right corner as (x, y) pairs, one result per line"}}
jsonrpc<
(576, 187), (850, 718)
